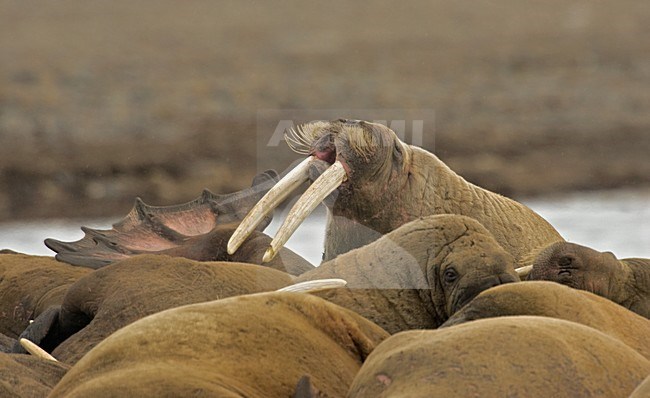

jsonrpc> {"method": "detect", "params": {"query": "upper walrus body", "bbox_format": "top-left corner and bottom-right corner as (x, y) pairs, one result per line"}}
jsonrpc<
(324, 138), (563, 264)
(348, 316), (650, 398)
(230, 119), (563, 266)
(529, 241), (650, 318)
(297, 214), (519, 333)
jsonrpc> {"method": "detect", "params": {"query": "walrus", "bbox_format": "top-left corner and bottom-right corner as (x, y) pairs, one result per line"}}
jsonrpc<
(48, 292), (389, 398)
(348, 316), (650, 397)
(228, 119), (563, 265)
(0, 253), (90, 338)
(19, 214), (515, 361)
(14, 255), (294, 364)
(528, 241), (649, 318)
(630, 376), (650, 398)
(441, 281), (650, 359)
(0, 332), (15, 353)
(296, 214), (520, 333)
(0, 352), (70, 397)
(44, 170), (314, 276)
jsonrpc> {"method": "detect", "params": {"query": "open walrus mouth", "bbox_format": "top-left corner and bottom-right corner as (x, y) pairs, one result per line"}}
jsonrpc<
(228, 119), (403, 263)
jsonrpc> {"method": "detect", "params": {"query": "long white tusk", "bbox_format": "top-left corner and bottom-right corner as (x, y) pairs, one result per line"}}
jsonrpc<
(20, 338), (58, 362)
(263, 160), (347, 263)
(227, 156), (313, 255)
(515, 265), (532, 279)
(277, 278), (347, 293)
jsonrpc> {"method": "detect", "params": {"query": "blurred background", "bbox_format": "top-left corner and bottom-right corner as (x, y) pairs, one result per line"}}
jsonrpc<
(0, 1), (648, 258)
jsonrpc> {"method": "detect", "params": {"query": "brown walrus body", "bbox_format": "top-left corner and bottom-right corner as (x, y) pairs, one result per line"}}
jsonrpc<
(0, 253), (90, 338)
(0, 352), (70, 397)
(348, 316), (650, 397)
(529, 241), (650, 318)
(48, 292), (389, 398)
(297, 214), (519, 333)
(16, 255), (293, 364)
(441, 281), (650, 359)
(321, 128), (564, 263)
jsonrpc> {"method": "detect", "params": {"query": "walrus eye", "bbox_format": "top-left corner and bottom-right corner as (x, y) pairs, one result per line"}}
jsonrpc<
(558, 269), (572, 277)
(443, 268), (459, 284)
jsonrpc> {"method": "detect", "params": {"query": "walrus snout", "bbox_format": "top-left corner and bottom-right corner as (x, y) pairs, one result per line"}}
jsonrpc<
(229, 119), (398, 262)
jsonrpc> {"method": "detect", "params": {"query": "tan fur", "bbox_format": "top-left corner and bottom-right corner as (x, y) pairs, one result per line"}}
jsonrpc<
(306, 121), (564, 264)
(629, 376), (650, 398)
(297, 214), (519, 333)
(400, 144), (564, 265)
(0, 253), (90, 338)
(49, 293), (389, 398)
(442, 281), (650, 359)
(48, 255), (293, 364)
(0, 352), (69, 397)
(348, 316), (650, 397)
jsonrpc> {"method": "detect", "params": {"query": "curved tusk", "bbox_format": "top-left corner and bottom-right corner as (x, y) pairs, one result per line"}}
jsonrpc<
(277, 278), (347, 293)
(263, 160), (347, 263)
(20, 338), (58, 362)
(227, 156), (313, 255)
(515, 265), (532, 279)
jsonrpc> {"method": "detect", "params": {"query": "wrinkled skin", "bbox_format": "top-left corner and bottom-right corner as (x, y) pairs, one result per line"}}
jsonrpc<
(0, 352), (69, 398)
(15, 255), (293, 364)
(0, 253), (90, 338)
(45, 170), (314, 276)
(274, 119), (563, 264)
(529, 241), (650, 318)
(442, 281), (650, 359)
(296, 214), (519, 333)
(348, 316), (650, 398)
(49, 293), (389, 398)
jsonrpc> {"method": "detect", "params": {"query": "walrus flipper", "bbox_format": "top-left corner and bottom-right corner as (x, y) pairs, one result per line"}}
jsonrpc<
(45, 170), (279, 269)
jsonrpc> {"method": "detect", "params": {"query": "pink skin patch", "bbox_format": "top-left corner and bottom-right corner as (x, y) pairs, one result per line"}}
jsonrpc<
(313, 149), (336, 165)
(312, 148), (351, 178)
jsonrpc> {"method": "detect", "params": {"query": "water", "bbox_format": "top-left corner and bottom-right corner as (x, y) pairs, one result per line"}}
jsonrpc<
(0, 190), (647, 265)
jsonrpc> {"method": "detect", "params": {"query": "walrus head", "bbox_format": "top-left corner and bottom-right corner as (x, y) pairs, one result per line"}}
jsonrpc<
(528, 242), (625, 298)
(298, 214), (521, 331)
(287, 119), (406, 187)
(228, 119), (410, 262)
(427, 219), (520, 318)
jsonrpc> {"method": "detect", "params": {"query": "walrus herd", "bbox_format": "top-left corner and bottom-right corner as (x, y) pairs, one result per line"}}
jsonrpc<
(2, 119), (648, 397)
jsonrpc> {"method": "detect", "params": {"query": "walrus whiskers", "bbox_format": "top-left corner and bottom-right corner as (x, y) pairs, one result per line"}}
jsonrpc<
(227, 156), (313, 255)
(20, 338), (58, 362)
(285, 127), (312, 155)
(276, 278), (347, 293)
(262, 160), (347, 262)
